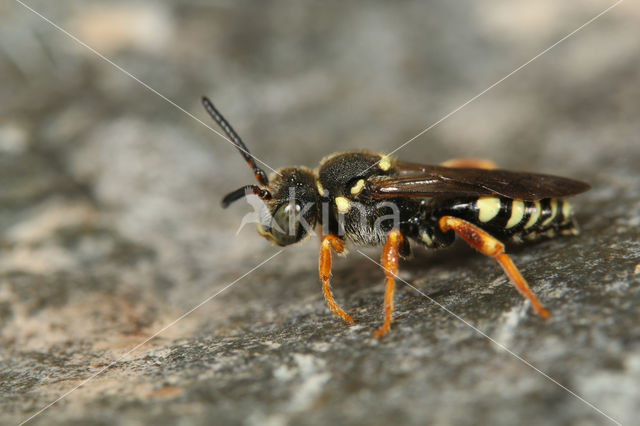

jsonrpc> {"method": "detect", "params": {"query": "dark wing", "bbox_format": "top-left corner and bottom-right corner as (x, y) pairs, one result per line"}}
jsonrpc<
(368, 161), (591, 200)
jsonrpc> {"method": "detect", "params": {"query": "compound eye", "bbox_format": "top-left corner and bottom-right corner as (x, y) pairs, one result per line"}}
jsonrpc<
(270, 201), (302, 245)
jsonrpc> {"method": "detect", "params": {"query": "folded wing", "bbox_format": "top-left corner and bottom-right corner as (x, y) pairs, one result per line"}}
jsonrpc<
(368, 161), (590, 200)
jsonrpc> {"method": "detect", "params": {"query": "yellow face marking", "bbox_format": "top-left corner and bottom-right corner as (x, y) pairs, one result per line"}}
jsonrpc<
(561, 200), (573, 224)
(506, 200), (525, 229)
(335, 196), (351, 214)
(257, 223), (277, 244)
(378, 155), (392, 171)
(477, 197), (501, 223)
(316, 181), (324, 195)
(350, 179), (365, 195)
(524, 200), (541, 229)
(541, 199), (558, 227)
(420, 231), (432, 246)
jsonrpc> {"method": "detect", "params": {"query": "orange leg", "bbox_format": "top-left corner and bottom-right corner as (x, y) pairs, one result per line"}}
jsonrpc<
(372, 230), (404, 338)
(440, 158), (497, 170)
(438, 216), (550, 319)
(319, 235), (354, 324)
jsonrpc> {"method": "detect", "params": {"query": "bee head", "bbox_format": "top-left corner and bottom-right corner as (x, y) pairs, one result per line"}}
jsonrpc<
(253, 167), (319, 246)
(203, 97), (319, 246)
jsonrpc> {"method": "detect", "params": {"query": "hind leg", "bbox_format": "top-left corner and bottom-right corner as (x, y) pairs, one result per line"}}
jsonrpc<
(438, 216), (550, 319)
(440, 158), (497, 169)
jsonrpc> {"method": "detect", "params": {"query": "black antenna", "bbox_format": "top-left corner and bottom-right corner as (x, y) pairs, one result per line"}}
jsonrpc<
(221, 185), (271, 209)
(202, 96), (269, 187)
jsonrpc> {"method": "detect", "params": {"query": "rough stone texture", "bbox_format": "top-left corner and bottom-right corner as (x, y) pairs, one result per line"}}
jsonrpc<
(1, 1), (639, 425)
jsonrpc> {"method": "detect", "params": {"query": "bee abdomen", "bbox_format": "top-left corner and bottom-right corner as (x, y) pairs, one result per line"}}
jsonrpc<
(442, 196), (578, 242)
(480, 197), (579, 241)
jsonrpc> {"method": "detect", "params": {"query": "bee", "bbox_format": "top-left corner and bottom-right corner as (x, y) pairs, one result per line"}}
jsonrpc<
(202, 96), (590, 338)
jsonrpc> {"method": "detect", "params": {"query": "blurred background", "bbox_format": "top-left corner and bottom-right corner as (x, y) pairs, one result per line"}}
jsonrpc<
(1, 1), (639, 425)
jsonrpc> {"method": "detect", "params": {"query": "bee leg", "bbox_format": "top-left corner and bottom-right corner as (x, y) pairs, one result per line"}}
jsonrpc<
(440, 158), (497, 169)
(319, 234), (354, 325)
(373, 229), (404, 338)
(438, 216), (550, 319)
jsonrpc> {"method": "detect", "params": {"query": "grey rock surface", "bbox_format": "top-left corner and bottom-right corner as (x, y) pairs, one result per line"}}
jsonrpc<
(1, 1), (639, 425)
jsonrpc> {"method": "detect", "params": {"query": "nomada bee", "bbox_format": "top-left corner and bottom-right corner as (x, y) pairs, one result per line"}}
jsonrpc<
(202, 96), (590, 338)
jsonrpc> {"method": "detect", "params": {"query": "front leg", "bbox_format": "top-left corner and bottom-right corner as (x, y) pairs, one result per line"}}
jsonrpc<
(319, 234), (354, 325)
(373, 229), (404, 338)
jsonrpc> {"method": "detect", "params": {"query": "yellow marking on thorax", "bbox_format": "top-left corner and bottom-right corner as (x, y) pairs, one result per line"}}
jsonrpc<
(541, 199), (558, 227)
(506, 200), (525, 228)
(561, 200), (573, 224)
(477, 197), (501, 222)
(350, 179), (365, 195)
(524, 200), (541, 229)
(378, 155), (392, 171)
(316, 181), (325, 195)
(335, 196), (351, 214)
